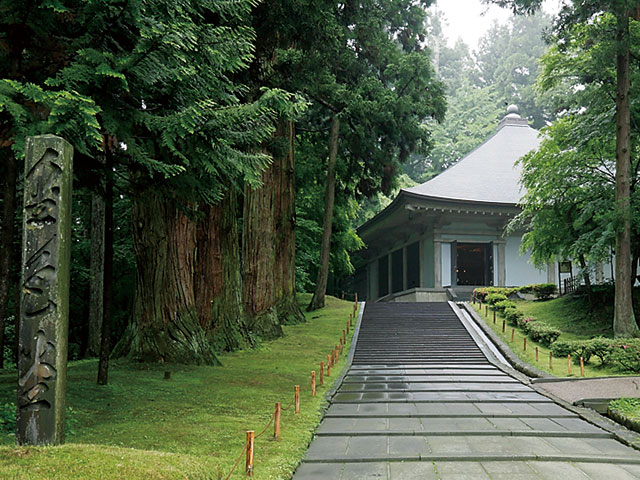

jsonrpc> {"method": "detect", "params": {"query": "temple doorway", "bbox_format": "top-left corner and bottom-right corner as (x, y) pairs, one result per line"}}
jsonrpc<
(454, 242), (493, 286)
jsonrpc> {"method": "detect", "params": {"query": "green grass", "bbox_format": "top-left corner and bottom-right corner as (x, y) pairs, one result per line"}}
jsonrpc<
(516, 295), (613, 340)
(471, 301), (621, 378)
(610, 398), (640, 422)
(0, 294), (359, 479)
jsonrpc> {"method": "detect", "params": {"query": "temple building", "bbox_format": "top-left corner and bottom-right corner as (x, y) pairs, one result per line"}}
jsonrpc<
(354, 105), (559, 302)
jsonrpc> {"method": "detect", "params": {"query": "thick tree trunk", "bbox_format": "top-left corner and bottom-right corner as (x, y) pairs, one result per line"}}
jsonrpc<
(243, 163), (283, 339)
(0, 150), (17, 369)
(613, 10), (639, 337)
(308, 116), (340, 311)
(273, 120), (304, 324)
(87, 189), (105, 357)
(113, 187), (218, 364)
(97, 152), (113, 384)
(195, 190), (251, 351)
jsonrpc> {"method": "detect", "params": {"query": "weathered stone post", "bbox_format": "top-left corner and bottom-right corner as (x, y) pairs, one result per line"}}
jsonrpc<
(17, 135), (73, 445)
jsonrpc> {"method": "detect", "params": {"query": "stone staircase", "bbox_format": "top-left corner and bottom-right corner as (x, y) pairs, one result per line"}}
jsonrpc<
(294, 302), (640, 479)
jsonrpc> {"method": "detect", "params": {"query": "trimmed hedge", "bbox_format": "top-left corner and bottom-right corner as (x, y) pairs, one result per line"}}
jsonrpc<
(526, 322), (561, 346)
(504, 307), (524, 326)
(532, 283), (557, 300)
(493, 299), (516, 313)
(485, 293), (508, 305)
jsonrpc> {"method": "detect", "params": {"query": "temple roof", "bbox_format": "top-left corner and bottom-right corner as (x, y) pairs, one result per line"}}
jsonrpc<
(403, 105), (541, 205)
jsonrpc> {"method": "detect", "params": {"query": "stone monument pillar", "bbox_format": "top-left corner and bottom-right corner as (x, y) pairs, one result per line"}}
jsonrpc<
(17, 135), (73, 445)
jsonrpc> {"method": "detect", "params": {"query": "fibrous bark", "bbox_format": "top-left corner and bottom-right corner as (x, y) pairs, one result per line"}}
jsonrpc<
(97, 149), (113, 385)
(308, 115), (340, 311)
(87, 187), (105, 357)
(243, 162), (283, 340)
(195, 190), (251, 351)
(0, 150), (17, 369)
(273, 120), (304, 324)
(613, 9), (639, 337)
(113, 188), (218, 364)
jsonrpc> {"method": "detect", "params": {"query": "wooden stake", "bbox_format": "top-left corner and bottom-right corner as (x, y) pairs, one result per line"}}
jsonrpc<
(536, 346), (539, 362)
(246, 430), (254, 476)
(294, 385), (300, 414)
(274, 403), (281, 439)
(327, 353), (332, 368)
(493, 310), (496, 324)
(523, 337), (527, 351)
(349, 313), (353, 326)
(327, 363), (331, 377)
(355, 292), (358, 304)
(343, 329), (346, 344)
(511, 328), (515, 342)
(502, 319), (506, 333)
(346, 321), (349, 335)
(580, 357), (585, 377)
(568, 355), (572, 375)
(549, 352), (553, 370)
(473, 295), (476, 304)
(311, 371), (316, 397)
(485, 305), (488, 316)
(320, 362), (324, 385)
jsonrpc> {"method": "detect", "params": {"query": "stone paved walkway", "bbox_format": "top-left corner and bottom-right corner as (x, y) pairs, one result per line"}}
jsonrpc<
(293, 302), (640, 479)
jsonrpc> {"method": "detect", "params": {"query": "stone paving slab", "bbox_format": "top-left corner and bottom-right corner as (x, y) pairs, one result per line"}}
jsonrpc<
(325, 401), (577, 417)
(340, 382), (533, 392)
(344, 375), (518, 383)
(333, 391), (549, 402)
(295, 461), (640, 480)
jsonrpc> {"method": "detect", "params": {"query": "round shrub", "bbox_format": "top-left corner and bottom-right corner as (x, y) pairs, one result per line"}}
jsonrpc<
(486, 293), (508, 305)
(493, 299), (516, 314)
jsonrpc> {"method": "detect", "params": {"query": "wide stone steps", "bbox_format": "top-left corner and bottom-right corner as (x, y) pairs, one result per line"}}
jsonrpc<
(293, 302), (640, 479)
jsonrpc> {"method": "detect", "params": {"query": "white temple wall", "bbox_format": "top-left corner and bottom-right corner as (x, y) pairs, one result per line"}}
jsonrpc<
(441, 242), (452, 287)
(505, 235), (547, 286)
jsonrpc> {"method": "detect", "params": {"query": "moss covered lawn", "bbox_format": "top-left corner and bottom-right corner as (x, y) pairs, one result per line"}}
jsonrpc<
(471, 298), (622, 378)
(0, 294), (358, 479)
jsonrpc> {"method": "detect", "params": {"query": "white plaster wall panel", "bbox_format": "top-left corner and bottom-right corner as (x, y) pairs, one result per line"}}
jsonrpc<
(505, 235), (547, 286)
(442, 242), (452, 287)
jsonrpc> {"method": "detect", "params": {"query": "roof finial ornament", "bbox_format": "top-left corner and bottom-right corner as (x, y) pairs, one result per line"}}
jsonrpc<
(507, 104), (519, 115)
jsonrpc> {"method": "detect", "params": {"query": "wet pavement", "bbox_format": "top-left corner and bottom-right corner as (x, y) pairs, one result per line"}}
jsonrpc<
(293, 302), (640, 479)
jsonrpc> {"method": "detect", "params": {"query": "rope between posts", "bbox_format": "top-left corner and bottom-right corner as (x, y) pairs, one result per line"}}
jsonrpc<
(222, 307), (358, 478)
(280, 395), (295, 412)
(254, 412), (275, 439)
(223, 444), (247, 480)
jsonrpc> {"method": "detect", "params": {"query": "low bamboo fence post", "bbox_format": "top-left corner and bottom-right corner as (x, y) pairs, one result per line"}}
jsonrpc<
(493, 310), (496, 324)
(485, 305), (488, 316)
(536, 346), (539, 362)
(294, 385), (300, 414)
(311, 371), (316, 397)
(502, 319), (506, 333)
(568, 355), (572, 375)
(511, 328), (515, 342)
(523, 337), (527, 351)
(549, 352), (553, 370)
(246, 430), (254, 476)
(274, 403), (281, 439)
(343, 329), (346, 345)
(320, 362), (324, 385)
(580, 357), (585, 377)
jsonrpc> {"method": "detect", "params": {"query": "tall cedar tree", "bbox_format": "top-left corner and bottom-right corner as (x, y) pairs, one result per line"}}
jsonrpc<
(488, 0), (639, 336)
(2, 0), (289, 368)
(301, 0), (446, 309)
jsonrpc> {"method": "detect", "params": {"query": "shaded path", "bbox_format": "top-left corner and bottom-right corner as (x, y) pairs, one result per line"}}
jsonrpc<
(294, 302), (640, 479)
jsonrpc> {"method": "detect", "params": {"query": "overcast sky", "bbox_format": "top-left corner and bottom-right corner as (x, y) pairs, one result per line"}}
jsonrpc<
(433, 0), (562, 49)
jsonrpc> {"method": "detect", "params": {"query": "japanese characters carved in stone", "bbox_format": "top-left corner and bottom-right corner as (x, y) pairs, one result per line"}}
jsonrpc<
(18, 135), (73, 445)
